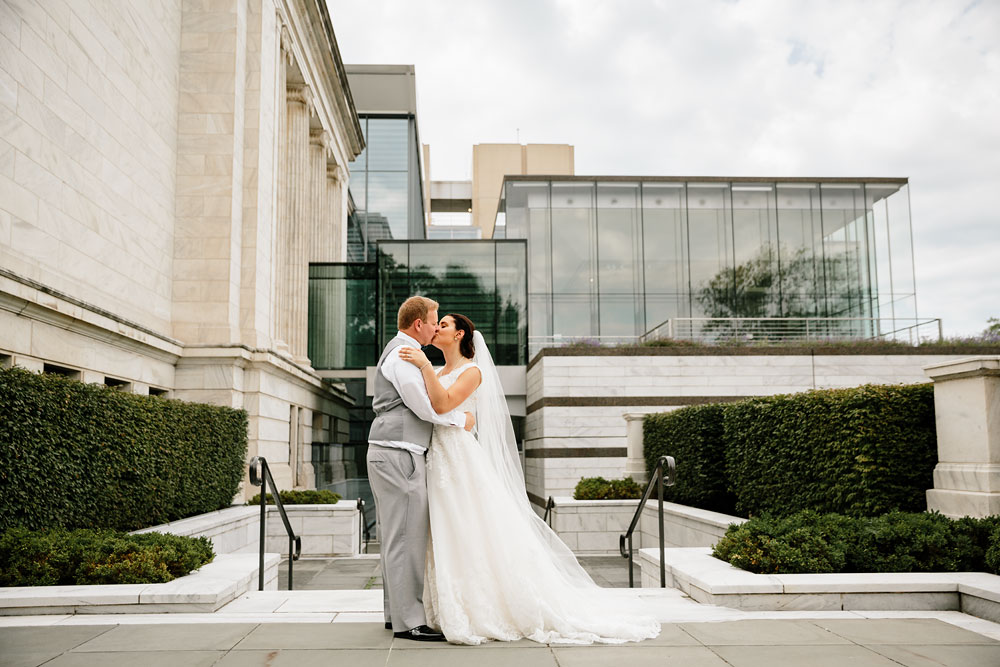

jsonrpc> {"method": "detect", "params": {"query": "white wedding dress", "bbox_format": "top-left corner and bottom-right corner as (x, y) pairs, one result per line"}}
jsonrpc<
(422, 354), (660, 645)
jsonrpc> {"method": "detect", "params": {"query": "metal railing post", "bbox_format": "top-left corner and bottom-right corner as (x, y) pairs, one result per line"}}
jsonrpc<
(619, 455), (675, 588)
(543, 496), (555, 527)
(658, 461), (665, 588)
(248, 456), (301, 591)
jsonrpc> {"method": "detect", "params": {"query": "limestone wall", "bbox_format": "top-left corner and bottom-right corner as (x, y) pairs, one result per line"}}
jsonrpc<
(0, 0), (181, 334)
(0, 0), (363, 496)
(525, 350), (979, 505)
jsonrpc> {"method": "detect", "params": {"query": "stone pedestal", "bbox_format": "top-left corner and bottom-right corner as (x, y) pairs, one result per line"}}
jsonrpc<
(924, 356), (1000, 518)
(624, 412), (649, 485)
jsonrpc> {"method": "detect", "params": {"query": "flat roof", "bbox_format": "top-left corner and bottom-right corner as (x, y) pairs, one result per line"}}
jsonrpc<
(502, 175), (908, 185)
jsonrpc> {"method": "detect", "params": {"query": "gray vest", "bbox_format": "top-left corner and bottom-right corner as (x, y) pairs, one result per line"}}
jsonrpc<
(368, 337), (434, 447)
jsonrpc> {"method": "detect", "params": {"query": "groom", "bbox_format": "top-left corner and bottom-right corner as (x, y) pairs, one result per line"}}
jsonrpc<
(367, 295), (474, 642)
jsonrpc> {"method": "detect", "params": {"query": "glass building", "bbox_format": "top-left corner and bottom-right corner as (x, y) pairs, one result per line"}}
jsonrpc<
(346, 115), (426, 261)
(309, 240), (528, 370)
(500, 176), (918, 355)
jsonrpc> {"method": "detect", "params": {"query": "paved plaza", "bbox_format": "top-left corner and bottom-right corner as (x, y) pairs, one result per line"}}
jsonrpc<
(2, 617), (999, 666)
(2, 556), (999, 666)
(276, 555), (632, 591)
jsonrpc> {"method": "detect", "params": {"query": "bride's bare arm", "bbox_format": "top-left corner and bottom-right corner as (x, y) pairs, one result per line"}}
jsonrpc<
(398, 347), (482, 414)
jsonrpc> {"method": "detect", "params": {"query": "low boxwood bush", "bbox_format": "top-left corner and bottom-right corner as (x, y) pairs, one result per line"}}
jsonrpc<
(0, 526), (214, 586)
(0, 366), (248, 532)
(573, 476), (643, 500)
(724, 384), (936, 517)
(644, 404), (735, 514)
(247, 490), (341, 505)
(712, 510), (1000, 575)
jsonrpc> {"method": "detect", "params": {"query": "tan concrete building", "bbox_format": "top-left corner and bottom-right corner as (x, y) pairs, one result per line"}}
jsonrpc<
(0, 0), (364, 494)
(425, 143), (574, 239)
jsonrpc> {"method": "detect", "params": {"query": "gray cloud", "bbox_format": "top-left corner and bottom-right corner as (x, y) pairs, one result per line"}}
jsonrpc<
(328, 0), (1000, 336)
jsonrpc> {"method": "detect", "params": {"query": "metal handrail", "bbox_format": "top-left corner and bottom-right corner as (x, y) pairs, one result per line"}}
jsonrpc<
(542, 496), (555, 526)
(620, 455), (676, 588)
(640, 316), (943, 344)
(248, 456), (302, 591)
(356, 497), (372, 554)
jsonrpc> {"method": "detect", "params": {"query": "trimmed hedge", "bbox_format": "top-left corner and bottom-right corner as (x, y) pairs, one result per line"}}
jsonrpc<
(0, 526), (214, 586)
(573, 476), (643, 500)
(644, 404), (735, 514)
(713, 510), (1000, 575)
(725, 384), (936, 517)
(0, 366), (248, 532)
(247, 490), (342, 505)
(644, 383), (936, 518)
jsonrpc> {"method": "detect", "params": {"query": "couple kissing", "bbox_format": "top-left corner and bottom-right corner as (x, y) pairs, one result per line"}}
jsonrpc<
(367, 296), (660, 645)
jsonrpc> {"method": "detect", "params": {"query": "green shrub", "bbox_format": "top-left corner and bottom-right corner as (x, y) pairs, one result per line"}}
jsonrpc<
(986, 526), (1000, 574)
(0, 366), (248, 532)
(0, 526), (214, 586)
(713, 510), (1000, 575)
(644, 404), (735, 514)
(573, 476), (643, 500)
(247, 490), (341, 505)
(722, 383), (936, 518)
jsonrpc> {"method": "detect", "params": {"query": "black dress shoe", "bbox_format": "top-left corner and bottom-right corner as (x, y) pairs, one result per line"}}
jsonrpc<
(385, 622), (392, 630)
(393, 625), (446, 642)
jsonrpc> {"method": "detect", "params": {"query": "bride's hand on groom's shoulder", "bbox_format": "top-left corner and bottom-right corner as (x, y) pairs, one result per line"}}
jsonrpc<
(398, 346), (430, 369)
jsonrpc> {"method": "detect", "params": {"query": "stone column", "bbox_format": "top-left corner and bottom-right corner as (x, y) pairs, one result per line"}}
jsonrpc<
(924, 356), (1000, 518)
(623, 413), (649, 485)
(280, 83), (312, 364)
(272, 27), (291, 354)
(309, 129), (330, 263)
(326, 164), (345, 262)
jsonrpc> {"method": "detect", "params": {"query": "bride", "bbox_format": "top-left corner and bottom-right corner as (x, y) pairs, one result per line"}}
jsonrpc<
(397, 313), (660, 645)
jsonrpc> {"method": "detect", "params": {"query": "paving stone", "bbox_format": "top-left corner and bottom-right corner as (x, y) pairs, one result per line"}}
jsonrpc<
(867, 643), (1000, 667)
(0, 626), (113, 667)
(217, 649), (389, 667)
(72, 623), (256, 652)
(235, 622), (391, 650)
(812, 618), (999, 645)
(679, 620), (851, 646)
(552, 646), (729, 667)
(711, 644), (901, 667)
(45, 650), (224, 666)
(386, 646), (559, 666)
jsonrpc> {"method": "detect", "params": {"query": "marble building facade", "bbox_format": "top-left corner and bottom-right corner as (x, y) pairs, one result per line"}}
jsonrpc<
(0, 0), (363, 494)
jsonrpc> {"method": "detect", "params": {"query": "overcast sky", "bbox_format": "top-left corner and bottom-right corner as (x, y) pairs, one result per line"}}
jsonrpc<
(327, 0), (999, 337)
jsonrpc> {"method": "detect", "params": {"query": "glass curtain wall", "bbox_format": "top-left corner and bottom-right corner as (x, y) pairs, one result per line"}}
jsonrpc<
(308, 263), (378, 369)
(504, 178), (915, 352)
(346, 115), (426, 261)
(376, 240), (528, 366)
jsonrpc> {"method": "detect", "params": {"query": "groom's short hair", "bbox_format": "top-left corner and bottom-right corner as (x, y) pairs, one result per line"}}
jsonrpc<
(398, 296), (439, 330)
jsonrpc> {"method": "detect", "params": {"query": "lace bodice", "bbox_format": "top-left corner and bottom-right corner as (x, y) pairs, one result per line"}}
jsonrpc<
(437, 362), (478, 414)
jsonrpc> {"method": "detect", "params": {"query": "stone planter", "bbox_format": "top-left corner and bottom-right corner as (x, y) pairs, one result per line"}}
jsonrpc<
(548, 498), (744, 555)
(264, 503), (361, 556)
(637, 547), (1000, 624)
(133, 502), (362, 557)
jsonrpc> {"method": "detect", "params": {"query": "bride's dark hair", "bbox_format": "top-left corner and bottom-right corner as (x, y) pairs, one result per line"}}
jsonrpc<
(448, 313), (476, 359)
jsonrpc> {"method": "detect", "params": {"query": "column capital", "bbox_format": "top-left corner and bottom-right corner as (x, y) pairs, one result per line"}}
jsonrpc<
(287, 83), (312, 107)
(327, 163), (343, 182)
(309, 128), (330, 150)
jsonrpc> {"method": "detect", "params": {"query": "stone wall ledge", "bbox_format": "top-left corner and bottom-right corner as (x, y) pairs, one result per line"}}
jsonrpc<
(0, 553), (279, 616)
(638, 547), (1000, 623)
(132, 505), (259, 538)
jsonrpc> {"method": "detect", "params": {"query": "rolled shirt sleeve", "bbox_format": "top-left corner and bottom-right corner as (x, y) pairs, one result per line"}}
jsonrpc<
(382, 349), (465, 428)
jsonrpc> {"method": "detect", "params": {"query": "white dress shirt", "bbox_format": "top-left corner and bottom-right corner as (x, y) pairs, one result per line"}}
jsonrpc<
(369, 332), (465, 454)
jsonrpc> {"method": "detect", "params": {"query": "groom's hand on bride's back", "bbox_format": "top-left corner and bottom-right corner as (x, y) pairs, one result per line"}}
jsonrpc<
(464, 412), (475, 432)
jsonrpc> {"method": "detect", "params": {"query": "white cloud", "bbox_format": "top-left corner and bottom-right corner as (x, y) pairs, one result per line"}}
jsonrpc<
(327, 0), (1000, 335)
